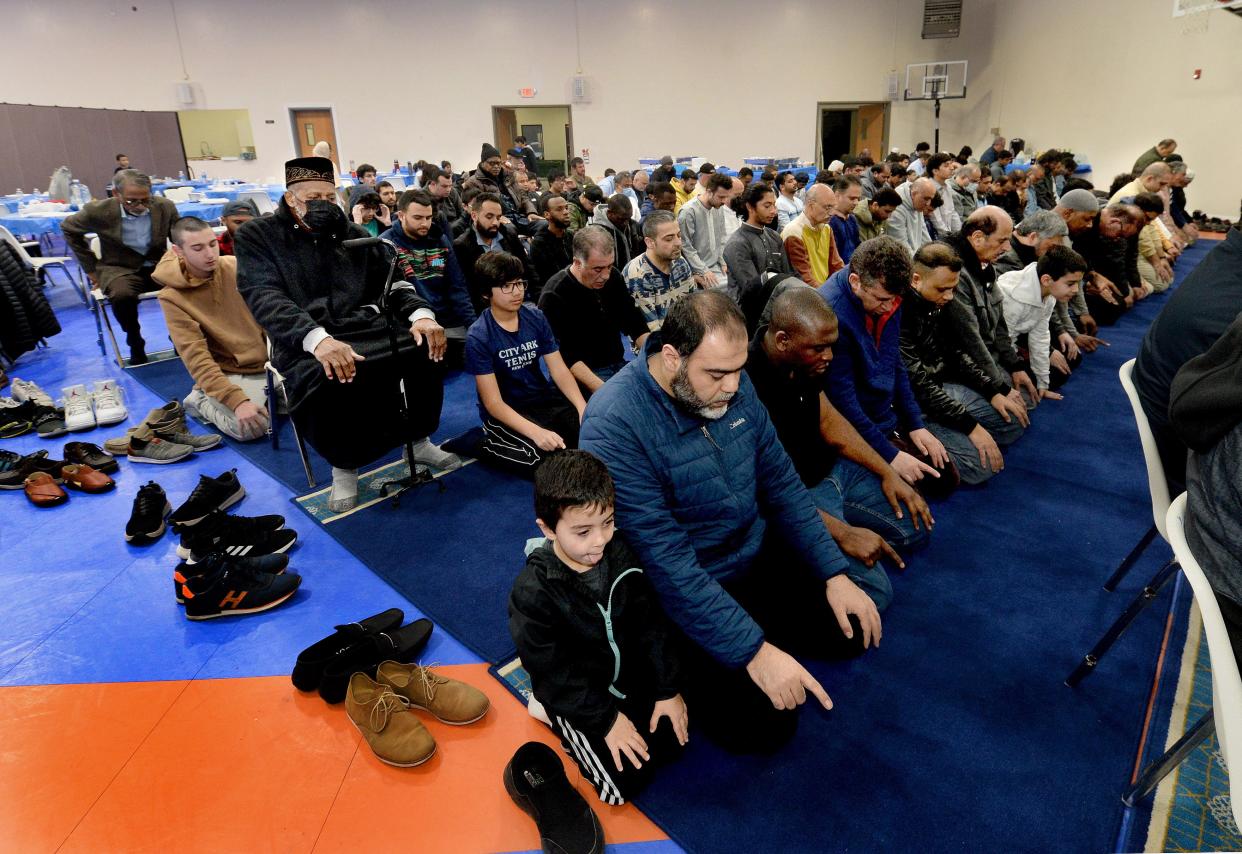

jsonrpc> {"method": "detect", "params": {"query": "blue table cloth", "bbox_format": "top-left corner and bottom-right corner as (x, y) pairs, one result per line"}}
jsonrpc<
(1, 194), (48, 213)
(175, 201), (226, 221)
(0, 211), (73, 237)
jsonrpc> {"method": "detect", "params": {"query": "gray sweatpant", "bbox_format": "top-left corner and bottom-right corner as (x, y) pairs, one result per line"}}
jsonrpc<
(183, 373), (270, 441)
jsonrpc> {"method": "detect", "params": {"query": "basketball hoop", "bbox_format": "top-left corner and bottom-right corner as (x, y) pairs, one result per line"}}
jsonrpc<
(904, 61), (968, 152)
(1172, 0), (1242, 34)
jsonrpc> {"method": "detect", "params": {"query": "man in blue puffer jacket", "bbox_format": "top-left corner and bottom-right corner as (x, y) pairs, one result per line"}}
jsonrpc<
(580, 290), (883, 752)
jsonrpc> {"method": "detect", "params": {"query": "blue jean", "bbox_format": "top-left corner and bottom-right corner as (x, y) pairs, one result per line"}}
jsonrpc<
(924, 383), (1025, 485)
(807, 458), (931, 611)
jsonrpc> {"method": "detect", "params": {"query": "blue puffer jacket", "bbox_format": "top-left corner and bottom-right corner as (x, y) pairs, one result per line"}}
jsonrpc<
(580, 336), (850, 669)
(820, 267), (924, 462)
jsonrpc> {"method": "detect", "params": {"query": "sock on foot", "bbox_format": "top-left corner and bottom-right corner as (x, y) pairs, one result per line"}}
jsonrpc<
(328, 467), (359, 511)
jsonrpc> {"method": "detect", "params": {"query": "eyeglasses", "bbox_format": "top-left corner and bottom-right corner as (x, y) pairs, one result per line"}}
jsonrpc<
(498, 279), (527, 294)
(121, 197), (151, 208)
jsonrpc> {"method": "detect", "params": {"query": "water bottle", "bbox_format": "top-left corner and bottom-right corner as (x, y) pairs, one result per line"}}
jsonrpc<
(202, 171), (208, 182)
(178, 170), (186, 181)
(393, 159), (400, 172)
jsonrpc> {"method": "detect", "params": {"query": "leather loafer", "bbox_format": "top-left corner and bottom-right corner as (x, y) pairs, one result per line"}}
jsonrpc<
(291, 608), (405, 693)
(61, 463), (116, 493)
(318, 618), (434, 704)
(63, 441), (119, 474)
(25, 471), (68, 507)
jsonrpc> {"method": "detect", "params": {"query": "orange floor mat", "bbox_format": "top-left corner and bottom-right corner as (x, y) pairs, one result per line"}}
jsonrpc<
(1, 666), (667, 853)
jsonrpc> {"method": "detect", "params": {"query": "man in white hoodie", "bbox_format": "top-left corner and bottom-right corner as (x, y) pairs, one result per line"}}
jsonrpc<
(886, 178), (936, 255)
(997, 245), (1088, 401)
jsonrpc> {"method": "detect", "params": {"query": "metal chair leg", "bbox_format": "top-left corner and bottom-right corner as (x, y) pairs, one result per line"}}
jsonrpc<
(1123, 710), (1215, 806)
(1104, 524), (1159, 592)
(277, 381), (315, 489)
(1065, 558), (1180, 687)
(97, 300), (125, 369)
(265, 368), (280, 450)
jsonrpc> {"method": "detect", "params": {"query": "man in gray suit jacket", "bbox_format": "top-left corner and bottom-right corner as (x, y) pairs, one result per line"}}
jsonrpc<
(63, 169), (178, 363)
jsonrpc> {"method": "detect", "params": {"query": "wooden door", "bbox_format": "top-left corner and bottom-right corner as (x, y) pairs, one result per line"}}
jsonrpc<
(493, 108), (517, 157)
(292, 109), (337, 159)
(853, 104), (887, 159)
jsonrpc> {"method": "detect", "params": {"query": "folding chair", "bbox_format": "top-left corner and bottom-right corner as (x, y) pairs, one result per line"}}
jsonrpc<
(0, 224), (89, 306)
(1122, 493), (1242, 834)
(384, 174), (408, 189)
(161, 186), (194, 202)
(87, 236), (163, 368)
(264, 338), (316, 489)
(1065, 359), (1182, 686)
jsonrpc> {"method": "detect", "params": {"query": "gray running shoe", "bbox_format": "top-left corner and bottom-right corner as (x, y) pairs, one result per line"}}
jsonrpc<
(155, 420), (222, 451)
(127, 426), (194, 464)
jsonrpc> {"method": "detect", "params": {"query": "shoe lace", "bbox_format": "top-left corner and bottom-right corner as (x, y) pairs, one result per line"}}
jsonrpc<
(134, 484), (164, 516)
(414, 663), (447, 703)
(369, 689), (410, 732)
(62, 392), (91, 418)
(93, 383), (123, 409)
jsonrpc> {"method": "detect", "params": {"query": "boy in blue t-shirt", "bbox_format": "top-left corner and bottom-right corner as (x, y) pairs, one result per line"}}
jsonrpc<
(464, 251), (587, 473)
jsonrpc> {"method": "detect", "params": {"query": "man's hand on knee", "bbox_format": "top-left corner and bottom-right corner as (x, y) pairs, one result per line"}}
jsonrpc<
(313, 337), (365, 383)
(745, 642), (833, 712)
(234, 399), (270, 439)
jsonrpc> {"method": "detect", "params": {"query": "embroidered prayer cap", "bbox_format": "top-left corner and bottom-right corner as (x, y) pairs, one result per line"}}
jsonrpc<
(285, 157), (335, 186)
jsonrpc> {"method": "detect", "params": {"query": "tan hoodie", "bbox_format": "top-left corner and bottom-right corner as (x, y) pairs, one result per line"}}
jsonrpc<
(153, 250), (267, 411)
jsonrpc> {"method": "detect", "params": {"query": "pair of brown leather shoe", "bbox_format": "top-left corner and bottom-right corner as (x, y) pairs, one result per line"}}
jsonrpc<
(24, 463), (114, 507)
(344, 663), (491, 767)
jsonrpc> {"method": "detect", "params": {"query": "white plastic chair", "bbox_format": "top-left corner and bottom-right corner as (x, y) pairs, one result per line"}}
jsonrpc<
(87, 236), (162, 368)
(1121, 493), (1242, 832)
(383, 174), (408, 190)
(1066, 359), (1181, 686)
(0, 224), (88, 305)
(161, 187), (193, 202)
(236, 190), (276, 215)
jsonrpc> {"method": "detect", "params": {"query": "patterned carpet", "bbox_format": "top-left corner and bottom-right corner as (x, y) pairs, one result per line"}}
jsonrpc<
(1145, 606), (1241, 851)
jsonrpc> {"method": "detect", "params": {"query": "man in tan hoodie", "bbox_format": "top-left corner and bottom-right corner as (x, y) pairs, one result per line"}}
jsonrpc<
(154, 217), (270, 440)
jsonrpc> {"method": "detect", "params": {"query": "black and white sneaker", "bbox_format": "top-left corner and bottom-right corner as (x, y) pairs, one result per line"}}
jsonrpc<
(125, 482), (173, 543)
(176, 510), (294, 561)
(169, 469), (245, 527)
(174, 552), (290, 603)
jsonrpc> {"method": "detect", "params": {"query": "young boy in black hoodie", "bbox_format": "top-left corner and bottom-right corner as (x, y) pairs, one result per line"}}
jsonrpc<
(509, 450), (686, 805)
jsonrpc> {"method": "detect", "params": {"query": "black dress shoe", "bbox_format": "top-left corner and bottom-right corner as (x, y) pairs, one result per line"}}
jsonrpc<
(317, 618), (434, 704)
(64, 441), (119, 474)
(129, 346), (149, 366)
(291, 608), (404, 692)
(504, 742), (605, 854)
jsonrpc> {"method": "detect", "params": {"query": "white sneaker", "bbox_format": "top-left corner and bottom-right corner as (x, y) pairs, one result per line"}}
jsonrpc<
(10, 378), (54, 408)
(61, 384), (96, 432)
(91, 379), (128, 426)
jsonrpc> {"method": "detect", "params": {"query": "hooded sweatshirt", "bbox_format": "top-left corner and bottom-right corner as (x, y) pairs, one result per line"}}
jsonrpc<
(381, 221), (476, 329)
(886, 182), (932, 255)
(154, 250), (267, 410)
(997, 262), (1055, 389)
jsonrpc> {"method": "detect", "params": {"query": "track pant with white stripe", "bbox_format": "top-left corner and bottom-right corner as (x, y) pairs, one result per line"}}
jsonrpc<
(548, 695), (684, 805)
(480, 395), (580, 476)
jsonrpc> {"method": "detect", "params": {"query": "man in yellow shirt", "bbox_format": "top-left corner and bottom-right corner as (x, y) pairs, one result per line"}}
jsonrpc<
(781, 183), (844, 285)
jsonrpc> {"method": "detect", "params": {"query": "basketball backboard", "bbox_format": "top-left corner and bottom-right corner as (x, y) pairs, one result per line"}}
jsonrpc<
(904, 61), (968, 101)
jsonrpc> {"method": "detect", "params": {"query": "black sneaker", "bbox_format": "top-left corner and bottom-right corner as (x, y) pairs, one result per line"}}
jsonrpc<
(504, 741), (605, 851)
(174, 552), (289, 603)
(318, 618), (434, 704)
(0, 451), (64, 490)
(125, 482), (173, 543)
(180, 556), (301, 620)
(0, 398), (34, 438)
(176, 511), (296, 563)
(63, 442), (119, 474)
(31, 405), (67, 439)
(169, 469), (245, 527)
(291, 608), (406, 692)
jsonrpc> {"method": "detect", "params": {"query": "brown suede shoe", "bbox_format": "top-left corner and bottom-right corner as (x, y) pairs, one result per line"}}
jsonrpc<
(61, 463), (116, 493)
(376, 661), (491, 725)
(24, 471), (68, 507)
(345, 673), (437, 767)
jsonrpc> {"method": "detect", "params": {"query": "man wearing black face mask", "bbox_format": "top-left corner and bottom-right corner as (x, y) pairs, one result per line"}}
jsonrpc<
(236, 156), (458, 512)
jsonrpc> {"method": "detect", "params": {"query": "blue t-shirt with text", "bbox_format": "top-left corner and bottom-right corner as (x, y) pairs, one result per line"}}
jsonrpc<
(464, 305), (560, 420)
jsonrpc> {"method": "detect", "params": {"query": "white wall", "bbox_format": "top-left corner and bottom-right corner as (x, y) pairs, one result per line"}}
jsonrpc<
(2, 0), (1237, 214)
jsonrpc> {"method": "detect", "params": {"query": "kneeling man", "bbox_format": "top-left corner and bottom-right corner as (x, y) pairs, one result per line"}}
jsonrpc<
(581, 290), (882, 753)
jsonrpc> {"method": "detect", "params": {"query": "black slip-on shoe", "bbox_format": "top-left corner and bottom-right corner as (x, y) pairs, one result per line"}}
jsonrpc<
(504, 741), (605, 854)
(317, 618), (434, 704)
(290, 608), (405, 692)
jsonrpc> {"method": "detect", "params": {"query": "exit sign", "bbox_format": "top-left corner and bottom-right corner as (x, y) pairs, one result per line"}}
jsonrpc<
(518, 87), (537, 98)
